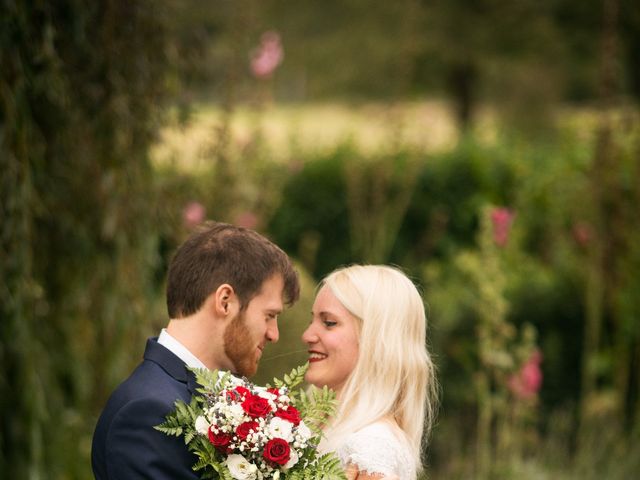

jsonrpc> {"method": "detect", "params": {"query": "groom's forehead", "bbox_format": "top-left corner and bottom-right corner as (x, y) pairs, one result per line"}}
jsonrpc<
(251, 278), (284, 305)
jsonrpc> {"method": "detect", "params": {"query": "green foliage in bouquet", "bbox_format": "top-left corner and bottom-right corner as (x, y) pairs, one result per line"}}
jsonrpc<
(156, 365), (346, 480)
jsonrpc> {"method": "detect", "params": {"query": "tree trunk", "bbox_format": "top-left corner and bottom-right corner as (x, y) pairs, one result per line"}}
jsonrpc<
(449, 61), (477, 132)
(579, 0), (620, 434)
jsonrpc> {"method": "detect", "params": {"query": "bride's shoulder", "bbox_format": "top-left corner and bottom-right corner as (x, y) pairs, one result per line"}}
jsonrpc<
(338, 420), (414, 479)
(345, 420), (407, 445)
(351, 420), (400, 437)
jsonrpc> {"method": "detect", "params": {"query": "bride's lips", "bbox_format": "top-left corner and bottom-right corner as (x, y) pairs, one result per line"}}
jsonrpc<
(308, 350), (328, 363)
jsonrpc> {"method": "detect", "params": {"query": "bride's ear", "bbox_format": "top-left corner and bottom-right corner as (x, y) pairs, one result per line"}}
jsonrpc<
(213, 283), (238, 318)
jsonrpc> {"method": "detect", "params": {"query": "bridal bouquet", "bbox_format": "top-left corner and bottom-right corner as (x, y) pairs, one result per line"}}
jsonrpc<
(156, 365), (345, 480)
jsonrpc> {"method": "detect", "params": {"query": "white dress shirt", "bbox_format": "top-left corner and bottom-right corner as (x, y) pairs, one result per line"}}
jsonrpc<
(157, 328), (208, 369)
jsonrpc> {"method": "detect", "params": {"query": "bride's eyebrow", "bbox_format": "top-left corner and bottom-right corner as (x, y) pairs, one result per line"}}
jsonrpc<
(319, 311), (338, 321)
(310, 309), (339, 321)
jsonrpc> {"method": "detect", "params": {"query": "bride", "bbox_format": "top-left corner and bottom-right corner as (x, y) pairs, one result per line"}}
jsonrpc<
(302, 265), (438, 480)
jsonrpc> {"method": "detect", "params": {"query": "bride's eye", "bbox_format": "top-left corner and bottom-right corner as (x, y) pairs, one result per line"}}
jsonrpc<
(323, 320), (337, 328)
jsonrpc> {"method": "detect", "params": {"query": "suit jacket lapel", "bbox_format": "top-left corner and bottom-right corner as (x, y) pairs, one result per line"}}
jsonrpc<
(186, 369), (199, 395)
(143, 337), (202, 395)
(143, 337), (189, 383)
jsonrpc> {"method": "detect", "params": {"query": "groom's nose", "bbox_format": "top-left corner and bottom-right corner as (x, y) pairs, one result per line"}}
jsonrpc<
(266, 320), (279, 343)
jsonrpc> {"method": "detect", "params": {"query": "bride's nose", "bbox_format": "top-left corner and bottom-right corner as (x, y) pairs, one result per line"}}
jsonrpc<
(301, 324), (318, 344)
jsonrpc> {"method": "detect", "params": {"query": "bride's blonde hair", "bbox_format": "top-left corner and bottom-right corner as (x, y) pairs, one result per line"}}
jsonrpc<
(319, 265), (438, 473)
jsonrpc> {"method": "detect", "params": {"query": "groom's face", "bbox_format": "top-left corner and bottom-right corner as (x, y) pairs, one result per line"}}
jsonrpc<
(222, 274), (284, 377)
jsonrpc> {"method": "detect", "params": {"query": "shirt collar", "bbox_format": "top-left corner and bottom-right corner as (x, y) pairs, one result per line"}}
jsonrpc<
(157, 328), (208, 370)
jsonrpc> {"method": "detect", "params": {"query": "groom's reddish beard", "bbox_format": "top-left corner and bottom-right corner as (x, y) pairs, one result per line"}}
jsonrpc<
(223, 310), (259, 377)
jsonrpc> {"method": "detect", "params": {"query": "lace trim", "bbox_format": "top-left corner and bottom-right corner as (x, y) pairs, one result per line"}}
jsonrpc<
(336, 422), (414, 480)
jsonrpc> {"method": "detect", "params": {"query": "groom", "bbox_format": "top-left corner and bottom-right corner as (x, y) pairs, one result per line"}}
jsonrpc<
(91, 222), (300, 479)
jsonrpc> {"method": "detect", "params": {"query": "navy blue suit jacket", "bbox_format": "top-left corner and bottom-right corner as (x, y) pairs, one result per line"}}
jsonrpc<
(92, 338), (200, 479)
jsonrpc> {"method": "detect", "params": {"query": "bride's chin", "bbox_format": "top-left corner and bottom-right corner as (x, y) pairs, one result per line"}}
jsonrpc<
(304, 372), (323, 389)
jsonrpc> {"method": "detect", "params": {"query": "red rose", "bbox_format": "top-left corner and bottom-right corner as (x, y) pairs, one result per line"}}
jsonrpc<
(242, 394), (272, 418)
(234, 386), (250, 398)
(208, 428), (232, 453)
(224, 390), (239, 401)
(236, 421), (259, 440)
(275, 406), (301, 426)
(225, 386), (250, 402)
(267, 387), (280, 396)
(263, 438), (291, 465)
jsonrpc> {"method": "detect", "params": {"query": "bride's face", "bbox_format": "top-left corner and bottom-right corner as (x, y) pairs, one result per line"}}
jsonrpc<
(302, 285), (359, 395)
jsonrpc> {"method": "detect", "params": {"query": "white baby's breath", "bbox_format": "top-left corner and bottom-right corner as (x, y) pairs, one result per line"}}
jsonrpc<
(256, 388), (277, 402)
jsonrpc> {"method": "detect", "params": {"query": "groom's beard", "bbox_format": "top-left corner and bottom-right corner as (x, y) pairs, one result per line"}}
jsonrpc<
(223, 311), (258, 378)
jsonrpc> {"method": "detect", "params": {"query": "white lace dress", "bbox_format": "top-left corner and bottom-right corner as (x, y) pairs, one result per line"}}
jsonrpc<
(335, 421), (416, 480)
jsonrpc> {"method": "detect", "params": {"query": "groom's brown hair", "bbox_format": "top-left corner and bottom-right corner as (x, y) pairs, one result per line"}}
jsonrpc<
(166, 221), (299, 318)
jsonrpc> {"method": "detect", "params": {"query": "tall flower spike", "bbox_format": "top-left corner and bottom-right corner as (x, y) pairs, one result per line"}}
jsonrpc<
(183, 201), (206, 228)
(508, 350), (543, 400)
(250, 31), (284, 79)
(491, 207), (515, 247)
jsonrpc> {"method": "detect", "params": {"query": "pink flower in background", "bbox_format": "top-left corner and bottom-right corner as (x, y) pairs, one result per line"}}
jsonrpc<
(183, 201), (206, 228)
(250, 31), (284, 79)
(235, 211), (258, 230)
(572, 221), (592, 247)
(508, 350), (543, 400)
(491, 207), (515, 247)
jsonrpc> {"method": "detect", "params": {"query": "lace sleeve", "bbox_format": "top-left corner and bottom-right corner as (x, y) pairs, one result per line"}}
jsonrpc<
(336, 424), (413, 479)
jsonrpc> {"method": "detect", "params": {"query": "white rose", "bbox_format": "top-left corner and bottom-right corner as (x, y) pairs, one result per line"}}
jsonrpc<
(254, 387), (277, 401)
(267, 417), (293, 442)
(226, 454), (258, 480)
(195, 416), (210, 436)
(295, 421), (312, 441)
(226, 403), (246, 424)
(227, 374), (245, 387)
(283, 449), (299, 470)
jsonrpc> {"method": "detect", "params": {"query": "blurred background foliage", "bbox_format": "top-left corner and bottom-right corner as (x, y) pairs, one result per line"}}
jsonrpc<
(1, 0), (639, 478)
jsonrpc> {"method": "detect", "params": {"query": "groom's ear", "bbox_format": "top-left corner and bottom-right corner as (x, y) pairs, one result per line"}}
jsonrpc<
(213, 283), (239, 318)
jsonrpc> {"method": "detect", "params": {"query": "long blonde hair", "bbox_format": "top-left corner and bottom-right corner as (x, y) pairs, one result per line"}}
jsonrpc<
(320, 265), (438, 472)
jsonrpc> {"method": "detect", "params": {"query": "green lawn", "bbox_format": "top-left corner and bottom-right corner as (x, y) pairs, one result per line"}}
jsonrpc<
(151, 100), (470, 169)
